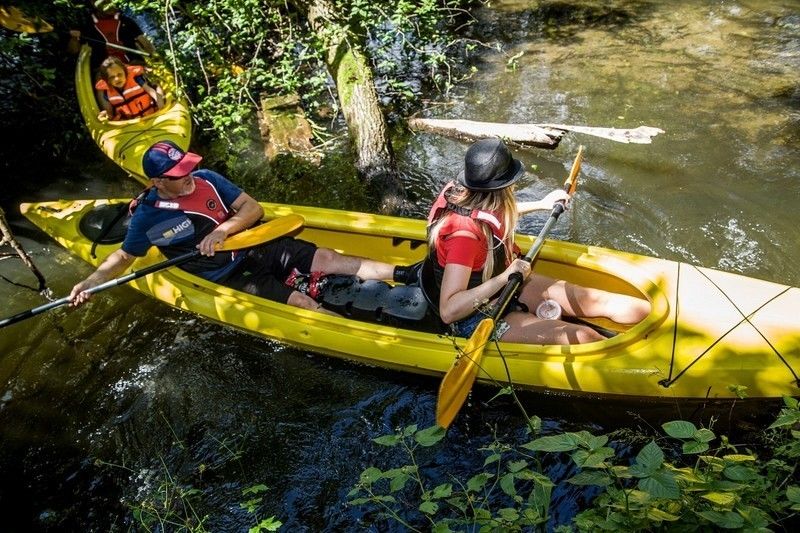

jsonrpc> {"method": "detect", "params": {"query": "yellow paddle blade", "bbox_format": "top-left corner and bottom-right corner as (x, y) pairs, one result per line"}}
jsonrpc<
(563, 145), (584, 195)
(218, 214), (304, 251)
(0, 6), (53, 33)
(436, 317), (495, 428)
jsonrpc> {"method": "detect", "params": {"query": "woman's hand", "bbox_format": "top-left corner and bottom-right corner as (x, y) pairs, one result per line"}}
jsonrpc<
(503, 258), (532, 281)
(541, 188), (571, 210)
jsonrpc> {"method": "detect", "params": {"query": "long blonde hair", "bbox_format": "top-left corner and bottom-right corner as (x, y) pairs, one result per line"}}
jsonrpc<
(428, 183), (518, 282)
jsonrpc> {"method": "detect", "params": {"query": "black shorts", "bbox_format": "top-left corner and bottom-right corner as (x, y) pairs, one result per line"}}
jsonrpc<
(224, 237), (317, 304)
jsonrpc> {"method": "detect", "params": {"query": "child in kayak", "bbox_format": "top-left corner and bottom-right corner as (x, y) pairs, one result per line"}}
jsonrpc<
(95, 56), (164, 121)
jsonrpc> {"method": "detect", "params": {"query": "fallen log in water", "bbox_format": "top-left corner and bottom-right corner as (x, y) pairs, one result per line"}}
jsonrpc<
(407, 118), (664, 148)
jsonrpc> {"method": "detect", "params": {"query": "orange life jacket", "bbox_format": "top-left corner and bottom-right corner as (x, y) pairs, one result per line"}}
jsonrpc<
(95, 65), (156, 120)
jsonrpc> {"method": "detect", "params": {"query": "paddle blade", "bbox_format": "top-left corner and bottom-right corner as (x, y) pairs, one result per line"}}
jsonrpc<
(218, 214), (304, 251)
(563, 145), (584, 195)
(0, 7), (52, 33)
(436, 318), (495, 428)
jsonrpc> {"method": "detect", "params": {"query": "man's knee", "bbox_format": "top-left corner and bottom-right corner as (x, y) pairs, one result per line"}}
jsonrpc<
(286, 291), (320, 310)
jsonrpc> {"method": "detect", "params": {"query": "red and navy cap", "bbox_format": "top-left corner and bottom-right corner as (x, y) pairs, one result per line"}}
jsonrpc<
(142, 141), (202, 179)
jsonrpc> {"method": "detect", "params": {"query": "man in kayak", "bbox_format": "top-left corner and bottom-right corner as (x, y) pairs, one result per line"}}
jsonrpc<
(419, 138), (651, 344)
(68, 0), (156, 69)
(69, 141), (398, 314)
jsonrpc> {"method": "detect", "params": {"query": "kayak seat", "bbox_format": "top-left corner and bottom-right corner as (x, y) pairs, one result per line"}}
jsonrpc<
(320, 275), (440, 331)
(79, 202), (130, 244)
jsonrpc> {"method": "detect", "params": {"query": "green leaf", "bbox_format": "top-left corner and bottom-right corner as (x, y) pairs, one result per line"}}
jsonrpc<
(500, 473), (516, 497)
(372, 434), (401, 446)
(431, 483), (452, 499)
(722, 464), (758, 481)
(466, 472), (493, 492)
(682, 440), (709, 454)
(415, 425), (446, 446)
(566, 470), (612, 486)
(484, 453), (501, 466)
(786, 485), (800, 503)
(638, 470), (679, 499)
(721, 454), (756, 462)
(523, 433), (580, 452)
(242, 484), (268, 495)
(769, 411), (800, 429)
(498, 507), (520, 522)
(359, 467), (383, 484)
(389, 474), (410, 492)
(783, 396), (799, 410)
(647, 507), (680, 521)
(630, 441), (664, 477)
(662, 420), (697, 439)
(580, 447), (616, 468)
(697, 510), (744, 529)
(701, 491), (737, 507)
(507, 459), (528, 473)
(402, 424), (418, 437)
(419, 500), (438, 515)
(693, 428), (716, 443)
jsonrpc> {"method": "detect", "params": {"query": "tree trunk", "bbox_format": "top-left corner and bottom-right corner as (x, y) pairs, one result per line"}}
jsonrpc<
(302, 0), (406, 214)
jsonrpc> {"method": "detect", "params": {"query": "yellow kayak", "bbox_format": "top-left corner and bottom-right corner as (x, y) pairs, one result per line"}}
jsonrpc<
(76, 44), (192, 185)
(19, 199), (800, 400)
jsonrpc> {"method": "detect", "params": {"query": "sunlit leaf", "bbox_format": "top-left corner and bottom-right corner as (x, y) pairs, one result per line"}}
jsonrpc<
(662, 420), (697, 439)
(701, 491), (737, 507)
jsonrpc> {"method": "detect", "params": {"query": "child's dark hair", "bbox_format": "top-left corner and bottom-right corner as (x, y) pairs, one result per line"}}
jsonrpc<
(98, 56), (126, 81)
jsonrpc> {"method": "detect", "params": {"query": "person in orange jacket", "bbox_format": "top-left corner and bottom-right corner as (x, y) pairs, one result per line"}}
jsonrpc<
(94, 56), (164, 120)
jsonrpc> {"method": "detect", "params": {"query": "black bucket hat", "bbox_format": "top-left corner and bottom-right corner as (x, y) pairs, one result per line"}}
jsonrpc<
(458, 138), (524, 191)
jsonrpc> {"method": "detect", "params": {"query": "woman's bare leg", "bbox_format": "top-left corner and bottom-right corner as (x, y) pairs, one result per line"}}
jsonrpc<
(518, 274), (650, 324)
(500, 311), (605, 344)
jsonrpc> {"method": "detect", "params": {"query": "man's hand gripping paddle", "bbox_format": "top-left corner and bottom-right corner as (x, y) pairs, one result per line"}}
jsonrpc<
(0, 214), (304, 329)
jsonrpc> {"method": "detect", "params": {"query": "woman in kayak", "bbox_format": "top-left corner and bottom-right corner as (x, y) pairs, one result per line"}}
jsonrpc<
(420, 138), (651, 345)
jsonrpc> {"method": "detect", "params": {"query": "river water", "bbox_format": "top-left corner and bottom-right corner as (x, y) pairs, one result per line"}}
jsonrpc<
(1, 1), (798, 530)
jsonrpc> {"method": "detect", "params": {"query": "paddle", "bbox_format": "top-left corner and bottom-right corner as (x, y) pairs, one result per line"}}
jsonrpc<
(435, 146), (584, 429)
(0, 8), (151, 57)
(0, 6), (52, 33)
(0, 214), (304, 329)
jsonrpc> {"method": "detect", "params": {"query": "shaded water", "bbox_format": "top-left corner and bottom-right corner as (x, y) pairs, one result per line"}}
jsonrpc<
(1, 1), (799, 530)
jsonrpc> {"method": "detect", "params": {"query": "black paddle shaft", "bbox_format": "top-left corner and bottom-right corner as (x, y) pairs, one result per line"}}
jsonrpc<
(0, 250), (199, 329)
(490, 202), (567, 321)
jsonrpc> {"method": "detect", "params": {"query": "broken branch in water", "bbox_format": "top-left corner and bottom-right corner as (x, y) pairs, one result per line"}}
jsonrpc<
(407, 118), (664, 148)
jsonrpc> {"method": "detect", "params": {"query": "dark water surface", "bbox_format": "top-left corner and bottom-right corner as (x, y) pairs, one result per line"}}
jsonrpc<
(2, 1), (799, 530)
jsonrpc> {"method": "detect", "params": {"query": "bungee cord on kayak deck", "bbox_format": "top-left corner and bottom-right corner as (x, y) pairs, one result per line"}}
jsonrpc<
(659, 264), (798, 389)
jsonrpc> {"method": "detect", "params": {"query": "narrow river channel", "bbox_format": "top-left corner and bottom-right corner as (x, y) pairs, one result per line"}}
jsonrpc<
(1, 1), (798, 530)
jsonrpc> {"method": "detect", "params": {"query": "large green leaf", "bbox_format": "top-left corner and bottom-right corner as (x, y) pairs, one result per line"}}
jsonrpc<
(638, 470), (679, 499)
(662, 420), (697, 439)
(630, 441), (665, 477)
(566, 470), (612, 486)
(697, 510), (744, 529)
(523, 433), (581, 452)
